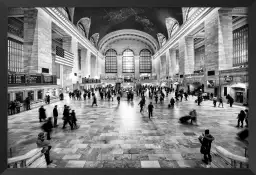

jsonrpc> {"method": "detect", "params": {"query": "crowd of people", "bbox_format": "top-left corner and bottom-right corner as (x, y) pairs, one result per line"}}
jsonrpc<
(18, 84), (247, 168)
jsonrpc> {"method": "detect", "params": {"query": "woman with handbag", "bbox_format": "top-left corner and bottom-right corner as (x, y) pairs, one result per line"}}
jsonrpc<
(198, 129), (215, 167)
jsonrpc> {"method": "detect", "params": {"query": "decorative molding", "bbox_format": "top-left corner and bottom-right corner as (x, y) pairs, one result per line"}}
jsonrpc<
(98, 29), (159, 53)
(77, 17), (91, 38)
(43, 8), (103, 59)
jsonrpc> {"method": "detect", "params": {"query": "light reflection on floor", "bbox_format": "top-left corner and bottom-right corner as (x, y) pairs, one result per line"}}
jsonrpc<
(8, 92), (248, 168)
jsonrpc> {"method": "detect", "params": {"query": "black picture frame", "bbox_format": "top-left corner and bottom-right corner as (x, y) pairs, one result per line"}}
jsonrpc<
(1, 1), (256, 175)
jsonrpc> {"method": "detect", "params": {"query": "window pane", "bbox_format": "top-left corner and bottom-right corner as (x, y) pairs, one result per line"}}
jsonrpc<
(105, 49), (117, 73)
(8, 38), (23, 73)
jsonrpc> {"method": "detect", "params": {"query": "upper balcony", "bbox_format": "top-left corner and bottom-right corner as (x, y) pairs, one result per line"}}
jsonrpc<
(8, 72), (57, 87)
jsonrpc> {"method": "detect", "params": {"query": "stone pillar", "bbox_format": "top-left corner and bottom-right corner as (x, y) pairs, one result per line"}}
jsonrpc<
(60, 64), (64, 88)
(169, 48), (177, 76)
(166, 52), (170, 77)
(184, 36), (195, 74)
(81, 48), (87, 78)
(218, 9), (233, 71)
(34, 90), (38, 101)
(90, 54), (97, 78)
(204, 8), (233, 91)
(85, 49), (91, 77)
(10, 92), (15, 101)
(71, 38), (79, 84)
(117, 55), (122, 77)
(179, 38), (185, 76)
(160, 55), (167, 79)
(23, 8), (52, 74)
(135, 55), (140, 79)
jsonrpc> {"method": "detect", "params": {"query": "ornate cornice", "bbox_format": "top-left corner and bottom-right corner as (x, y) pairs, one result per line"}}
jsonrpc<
(42, 8), (104, 59)
(98, 29), (159, 54)
(153, 7), (217, 60)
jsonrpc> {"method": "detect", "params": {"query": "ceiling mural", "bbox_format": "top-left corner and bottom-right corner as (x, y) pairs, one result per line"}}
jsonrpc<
(73, 7), (183, 42)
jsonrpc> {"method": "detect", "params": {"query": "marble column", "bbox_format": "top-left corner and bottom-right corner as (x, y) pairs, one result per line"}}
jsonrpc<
(184, 36), (195, 74)
(23, 8), (52, 74)
(134, 55), (140, 79)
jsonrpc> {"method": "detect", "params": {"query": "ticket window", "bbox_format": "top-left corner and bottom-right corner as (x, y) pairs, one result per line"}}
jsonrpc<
(28, 91), (34, 101)
(236, 92), (244, 103)
(15, 92), (23, 103)
(38, 90), (43, 100)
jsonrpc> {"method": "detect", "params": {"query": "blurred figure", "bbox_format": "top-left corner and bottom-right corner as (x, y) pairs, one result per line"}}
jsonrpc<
(36, 132), (53, 165)
(39, 106), (46, 122)
(41, 117), (53, 140)
(148, 102), (154, 119)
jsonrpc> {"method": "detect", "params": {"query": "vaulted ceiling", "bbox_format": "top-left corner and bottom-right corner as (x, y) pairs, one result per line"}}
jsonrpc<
(73, 7), (183, 41)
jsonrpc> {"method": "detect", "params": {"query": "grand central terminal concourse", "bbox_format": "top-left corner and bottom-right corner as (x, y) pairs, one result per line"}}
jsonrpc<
(7, 7), (249, 168)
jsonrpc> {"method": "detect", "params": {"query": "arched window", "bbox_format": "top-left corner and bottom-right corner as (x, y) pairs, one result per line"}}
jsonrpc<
(139, 49), (152, 73)
(105, 49), (117, 73)
(171, 23), (179, 37)
(58, 8), (71, 21)
(122, 49), (134, 73)
(78, 23), (86, 37)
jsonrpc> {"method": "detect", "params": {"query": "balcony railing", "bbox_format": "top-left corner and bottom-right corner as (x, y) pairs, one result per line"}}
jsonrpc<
(8, 72), (57, 87)
(82, 78), (101, 84)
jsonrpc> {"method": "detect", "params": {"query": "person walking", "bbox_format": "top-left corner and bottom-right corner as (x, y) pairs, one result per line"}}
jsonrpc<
(184, 92), (188, 101)
(41, 117), (53, 140)
(117, 95), (121, 104)
(229, 96), (234, 107)
(39, 106), (47, 122)
(213, 96), (217, 107)
(71, 110), (77, 129)
(92, 94), (98, 107)
(237, 110), (246, 128)
(138, 100), (144, 113)
(62, 106), (73, 130)
(155, 94), (158, 104)
(148, 102), (154, 119)
(36, 132), (53, 165)
(53, 105), (58, 128)
(189, 109), (197, 125)
(245, 109), (249, 127)
(170, 97), (175, 108)
(218, 97), (223, 108)
(198, 129), (215, 167)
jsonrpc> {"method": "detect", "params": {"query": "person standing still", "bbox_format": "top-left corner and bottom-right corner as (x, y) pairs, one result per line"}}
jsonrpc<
(148, 102), (154, 119)
(53, 105), (58, 127)
(198, 129), (215, 167)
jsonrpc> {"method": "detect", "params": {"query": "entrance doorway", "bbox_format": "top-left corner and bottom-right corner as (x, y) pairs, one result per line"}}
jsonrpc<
(235, 92), (244, 103)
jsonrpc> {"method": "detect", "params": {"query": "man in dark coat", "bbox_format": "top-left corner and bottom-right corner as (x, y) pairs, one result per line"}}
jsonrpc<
(229, 96), (234, 107)
(39, 106), (46, 122)
(26, 97), (31, 110)
(71, 110), (77, 129)
(237, 110), (246, 128)
(148, 102), (154, 119)
(62, 106), (73, 130)
(170, 97), (175, 108)
(53, 105), (58, 127)
(198, 129), (215, 166)
(245, 109), (249, 127)
(41, 117), (53, 140)
(36, 132), (53, 165)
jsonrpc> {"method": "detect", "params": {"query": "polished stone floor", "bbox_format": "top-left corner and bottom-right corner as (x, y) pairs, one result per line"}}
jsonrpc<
(8, 92), (248, 168)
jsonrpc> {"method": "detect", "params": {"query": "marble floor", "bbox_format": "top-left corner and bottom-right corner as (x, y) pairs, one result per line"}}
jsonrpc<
(8, 92), (249, 168)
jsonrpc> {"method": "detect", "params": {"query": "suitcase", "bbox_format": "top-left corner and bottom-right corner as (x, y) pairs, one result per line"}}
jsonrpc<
(179, 115), (191, 123)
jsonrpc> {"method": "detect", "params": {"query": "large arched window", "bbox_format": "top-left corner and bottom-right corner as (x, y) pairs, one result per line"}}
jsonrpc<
(139, 49), (152, 73)
(171, 23), (179, 37)
(77, 23), (86, 37)
(58, 8), (71, 21)
(105, 49), (117, 73)
(122, 49), (134, 73)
